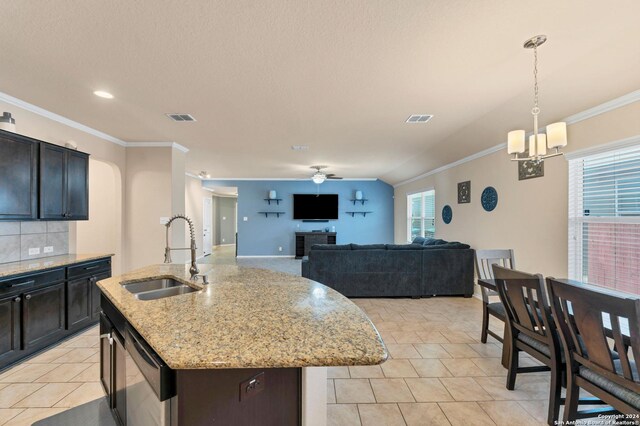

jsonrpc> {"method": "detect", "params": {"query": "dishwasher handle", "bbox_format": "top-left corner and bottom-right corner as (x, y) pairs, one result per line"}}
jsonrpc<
(125, 326), (176, 401)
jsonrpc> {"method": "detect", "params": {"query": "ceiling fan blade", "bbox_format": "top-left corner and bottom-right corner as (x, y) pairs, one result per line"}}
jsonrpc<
(327, 175), (343, 180)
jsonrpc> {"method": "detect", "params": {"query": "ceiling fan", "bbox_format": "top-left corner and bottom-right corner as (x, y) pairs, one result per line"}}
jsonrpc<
(310, 165), (343, 184)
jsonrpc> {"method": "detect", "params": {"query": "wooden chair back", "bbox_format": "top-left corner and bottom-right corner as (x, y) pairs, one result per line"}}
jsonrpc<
(475, 249), (516, 280)
(546, 278), (640, 392)
(492, 265), (560, 358)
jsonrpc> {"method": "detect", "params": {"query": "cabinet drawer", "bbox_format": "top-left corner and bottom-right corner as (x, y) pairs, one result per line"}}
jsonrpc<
(67, 259), (111, 279)
(0, 268), (65, 297)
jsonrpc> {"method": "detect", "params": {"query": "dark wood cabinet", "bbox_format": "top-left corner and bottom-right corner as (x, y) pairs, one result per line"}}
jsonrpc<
(65, 150), (89, 220)
(40, 143), (89, 220)
(295, 232), (337, 259)
(0, 295), (22, 363)
(22, 282), (65, 349)
(100, 311), (126, 426)
(0, 257), (112, 371)
(67, 277), (92, 330)
(0, 130), (38, 220)
(112, 331), (127, 426)
(91, 271), (111, 321)
(0, 130), (90, 222)
(100, 313), (113, 399)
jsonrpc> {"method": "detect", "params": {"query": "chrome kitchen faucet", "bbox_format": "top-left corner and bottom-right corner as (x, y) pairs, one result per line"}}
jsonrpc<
(163, 214), (200, 280)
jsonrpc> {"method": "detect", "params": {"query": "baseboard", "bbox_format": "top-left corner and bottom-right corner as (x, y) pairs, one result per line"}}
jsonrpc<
(236, 255), (296, 259)
(215, 244), (235, 247)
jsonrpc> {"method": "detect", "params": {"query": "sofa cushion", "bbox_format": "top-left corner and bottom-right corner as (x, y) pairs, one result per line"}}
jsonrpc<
(412, 237), (427, 245)
(423, 238), (447, 246)
(385, 244), (424, 250)
(351, 244), (387, 250)
(311, 244), (352, 250)
(421, 242), (470, 250)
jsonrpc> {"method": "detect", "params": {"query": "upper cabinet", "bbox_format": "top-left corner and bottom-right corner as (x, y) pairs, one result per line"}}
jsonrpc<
(40, 143), (89, 220)
(0, 129), (89, 221)
(0, 131), (38, 220)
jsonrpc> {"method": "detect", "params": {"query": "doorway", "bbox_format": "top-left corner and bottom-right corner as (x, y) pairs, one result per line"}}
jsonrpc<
(203, 196), (213, 256)
(207, 186), (238, 257)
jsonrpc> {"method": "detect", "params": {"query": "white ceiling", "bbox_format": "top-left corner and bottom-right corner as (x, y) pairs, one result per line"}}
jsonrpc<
(1, 1), (639, 184)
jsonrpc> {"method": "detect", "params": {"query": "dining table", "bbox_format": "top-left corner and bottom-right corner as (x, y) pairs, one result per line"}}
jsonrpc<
(477, 277), (639, 369)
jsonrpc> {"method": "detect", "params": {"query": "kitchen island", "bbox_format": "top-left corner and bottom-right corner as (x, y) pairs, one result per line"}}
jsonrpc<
(97, 263), (387, 426)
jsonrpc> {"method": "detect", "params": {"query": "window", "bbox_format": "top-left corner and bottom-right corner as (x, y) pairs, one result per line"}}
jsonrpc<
(568, 144), (640, 295)
(407, 190), (435, 242)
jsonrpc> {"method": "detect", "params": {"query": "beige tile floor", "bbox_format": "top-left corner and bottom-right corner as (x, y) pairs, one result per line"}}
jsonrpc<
(0, 326), (103, 425)
(0, 253), (606, 426)
(328, 297), (558, 426)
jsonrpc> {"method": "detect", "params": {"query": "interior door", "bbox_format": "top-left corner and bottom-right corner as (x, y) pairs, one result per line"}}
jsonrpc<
(203, 197), (213, 256)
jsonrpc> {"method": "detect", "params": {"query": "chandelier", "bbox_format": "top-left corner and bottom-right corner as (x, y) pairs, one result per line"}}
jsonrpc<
(507, 35), (567, 162)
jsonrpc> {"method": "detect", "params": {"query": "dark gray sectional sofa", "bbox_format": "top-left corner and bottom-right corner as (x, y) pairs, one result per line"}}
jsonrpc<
(301, 238), (474, 298)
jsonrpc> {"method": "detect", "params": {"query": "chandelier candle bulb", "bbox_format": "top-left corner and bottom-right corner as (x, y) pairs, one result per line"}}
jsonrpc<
(508, 130), (526, 154)
(547, 122), (568, 148)
(529, 134), (547, 157)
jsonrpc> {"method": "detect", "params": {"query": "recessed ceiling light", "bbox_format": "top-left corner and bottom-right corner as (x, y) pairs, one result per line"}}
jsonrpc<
(93, 90), (114, 99)
(406, 114), (433, 123)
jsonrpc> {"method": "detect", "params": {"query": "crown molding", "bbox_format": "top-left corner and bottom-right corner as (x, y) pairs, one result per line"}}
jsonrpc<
(394, 90), (640, 188)
(205, 178), (378, 181)
(0, 91), (193, 152)
(0, 91), (128, 146)
(564, 89), (640, 125)
(565, 134), (640, 160)
(126, 141), (189, 152)
(393, 143), (505, 188)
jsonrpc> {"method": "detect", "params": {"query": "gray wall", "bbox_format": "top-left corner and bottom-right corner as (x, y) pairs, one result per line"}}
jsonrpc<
(0, 222), (69, 264)
(214, 196), (237, 245)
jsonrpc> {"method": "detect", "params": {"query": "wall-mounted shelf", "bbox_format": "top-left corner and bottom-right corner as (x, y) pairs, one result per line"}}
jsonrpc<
(258, 211), (285, 218)
(349, 199), (369, 205)
(345, 211), (373, 217)
(264, 198), (283, 205)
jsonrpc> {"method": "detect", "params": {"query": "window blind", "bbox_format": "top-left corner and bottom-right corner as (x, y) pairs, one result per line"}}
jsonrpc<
(568, 144), (640, 295)
(407, 190), (436, 241)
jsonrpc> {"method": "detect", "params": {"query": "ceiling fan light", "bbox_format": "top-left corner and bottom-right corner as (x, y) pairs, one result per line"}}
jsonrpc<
(312, 173), (326, 184)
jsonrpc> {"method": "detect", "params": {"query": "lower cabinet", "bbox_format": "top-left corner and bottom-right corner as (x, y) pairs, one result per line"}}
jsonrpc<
(100, 312), (126, 426)
(67, 277), (92, 330)
(0, 295), (21, 364)
(0, 257), (112, 371)
(23, 282), (65, 350)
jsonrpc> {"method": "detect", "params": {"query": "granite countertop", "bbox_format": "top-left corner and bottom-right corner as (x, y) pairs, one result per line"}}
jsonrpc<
(0, 253), (114, 278)
(97, 263), (388, 370)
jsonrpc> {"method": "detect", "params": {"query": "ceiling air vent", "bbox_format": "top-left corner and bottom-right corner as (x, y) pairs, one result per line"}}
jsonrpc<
(166, 113), (196, 122)
(406, 114), (433, 123)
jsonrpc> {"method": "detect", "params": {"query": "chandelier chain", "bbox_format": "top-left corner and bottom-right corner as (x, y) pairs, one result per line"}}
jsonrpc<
(532, 43), (540, 115)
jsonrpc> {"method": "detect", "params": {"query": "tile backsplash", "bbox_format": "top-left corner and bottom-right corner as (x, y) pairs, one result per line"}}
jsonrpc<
(0, 222), (69, 264)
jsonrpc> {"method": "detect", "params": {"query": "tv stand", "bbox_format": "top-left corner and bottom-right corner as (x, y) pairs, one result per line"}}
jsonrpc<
(295, 232), (337, 259)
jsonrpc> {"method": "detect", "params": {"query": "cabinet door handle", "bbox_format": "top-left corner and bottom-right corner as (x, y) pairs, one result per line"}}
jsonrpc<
(13, 297), (21, 303)
(25, 295), (31, 300)
(84, 265), (101, 271)
(9, 280), (34, 289)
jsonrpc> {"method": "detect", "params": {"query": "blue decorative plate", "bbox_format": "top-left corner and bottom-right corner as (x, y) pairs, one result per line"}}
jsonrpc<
(442, 205), (453, 224)
(481, 187), (498, 212)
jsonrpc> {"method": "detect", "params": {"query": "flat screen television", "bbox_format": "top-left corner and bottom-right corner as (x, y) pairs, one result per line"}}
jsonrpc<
(293, 194), (339, 220)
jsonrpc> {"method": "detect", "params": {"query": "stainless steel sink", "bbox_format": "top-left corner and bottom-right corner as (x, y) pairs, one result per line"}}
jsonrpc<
(123, 278), (183, 294)
(134, 285), (199, 301)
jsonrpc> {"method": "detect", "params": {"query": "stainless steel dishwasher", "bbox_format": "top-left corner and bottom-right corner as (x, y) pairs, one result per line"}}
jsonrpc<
(125, 326), (177, 426)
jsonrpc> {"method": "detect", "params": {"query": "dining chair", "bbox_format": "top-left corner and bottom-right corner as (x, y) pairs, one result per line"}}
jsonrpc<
(475, 249), (515, 343)
(547, 278), (640, 422)
(492, 264), (563, 425)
